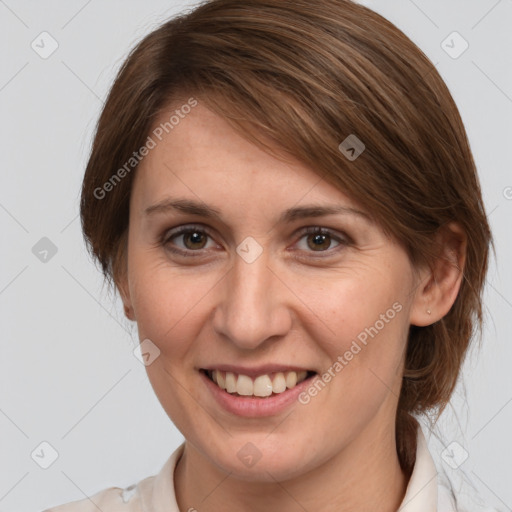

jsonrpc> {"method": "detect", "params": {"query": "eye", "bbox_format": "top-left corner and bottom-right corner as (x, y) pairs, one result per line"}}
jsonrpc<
(162, 224), (218, 255)
(294, 227), (348, 254)
(160, 224), (350, 258)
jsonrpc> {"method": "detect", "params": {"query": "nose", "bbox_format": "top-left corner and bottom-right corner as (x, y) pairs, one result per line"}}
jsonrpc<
(212, 244), (292, 351)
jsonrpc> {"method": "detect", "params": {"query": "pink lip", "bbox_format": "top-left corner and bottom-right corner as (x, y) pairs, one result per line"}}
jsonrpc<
(200, 370), (315, 418)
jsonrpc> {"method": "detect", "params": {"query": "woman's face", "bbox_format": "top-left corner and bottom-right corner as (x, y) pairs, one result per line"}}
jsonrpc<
(122, 101), (424, 481)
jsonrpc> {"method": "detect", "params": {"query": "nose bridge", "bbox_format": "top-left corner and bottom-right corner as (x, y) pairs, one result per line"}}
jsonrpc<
(213, 244), (290, 349)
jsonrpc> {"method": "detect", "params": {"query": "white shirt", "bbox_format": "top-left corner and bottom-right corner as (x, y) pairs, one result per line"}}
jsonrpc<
(43, 427), (463, 512)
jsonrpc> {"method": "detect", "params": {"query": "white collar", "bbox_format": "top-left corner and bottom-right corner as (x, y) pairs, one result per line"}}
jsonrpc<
(398, 426), (439, 511)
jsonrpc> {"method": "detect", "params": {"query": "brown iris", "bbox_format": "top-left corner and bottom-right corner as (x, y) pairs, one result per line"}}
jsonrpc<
(307, 232), (332, 251)
(183, 231), (207, 250)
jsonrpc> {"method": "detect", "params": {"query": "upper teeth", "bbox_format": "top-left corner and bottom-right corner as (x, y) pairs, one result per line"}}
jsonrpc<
(210, 370), (308, 397)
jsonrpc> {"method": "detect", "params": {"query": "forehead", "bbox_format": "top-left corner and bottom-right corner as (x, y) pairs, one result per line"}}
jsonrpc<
(131, 101), (364, 216)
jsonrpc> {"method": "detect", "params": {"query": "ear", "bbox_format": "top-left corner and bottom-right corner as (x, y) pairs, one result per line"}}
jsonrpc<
(409, 222), (467, 327)
(118, 273), (136, 322)
(113, 238), (136, 322)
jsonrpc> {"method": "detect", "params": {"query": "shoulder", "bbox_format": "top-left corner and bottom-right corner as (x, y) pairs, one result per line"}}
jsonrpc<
(42, 475), (156, 512)
(42, 443), (184, 512)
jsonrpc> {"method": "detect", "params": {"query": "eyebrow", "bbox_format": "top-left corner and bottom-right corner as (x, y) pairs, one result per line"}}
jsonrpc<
(144, 197), (371, 223)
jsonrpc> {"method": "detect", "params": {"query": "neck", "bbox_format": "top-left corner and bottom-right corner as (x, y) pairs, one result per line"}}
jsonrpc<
(174, 419), (410, 512)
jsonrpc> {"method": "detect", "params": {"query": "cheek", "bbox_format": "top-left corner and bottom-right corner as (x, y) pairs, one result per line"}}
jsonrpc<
(128, 256), (217, 356)
(128, 260), (216, 429)
(301, 263), (412, 415)
(303, 276), (409, 426)
(306, 266), (408, 352)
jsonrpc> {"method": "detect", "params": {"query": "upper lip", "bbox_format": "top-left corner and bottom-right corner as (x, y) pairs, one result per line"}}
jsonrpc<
(200, 364), (315, 377)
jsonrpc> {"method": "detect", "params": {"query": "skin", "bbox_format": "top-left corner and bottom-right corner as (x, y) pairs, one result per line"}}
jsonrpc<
(119, 100), (466, 512)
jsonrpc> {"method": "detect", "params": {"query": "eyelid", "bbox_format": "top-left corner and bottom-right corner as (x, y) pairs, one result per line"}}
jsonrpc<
(296, 225), (351, 243)
(162, 223), (214, 242)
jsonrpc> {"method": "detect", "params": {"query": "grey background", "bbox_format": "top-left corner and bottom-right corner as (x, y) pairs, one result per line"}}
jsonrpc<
(0, 1), (510, 510)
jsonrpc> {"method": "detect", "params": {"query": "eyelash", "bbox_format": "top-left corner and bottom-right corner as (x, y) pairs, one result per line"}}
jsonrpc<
(160, 224), (351, 258)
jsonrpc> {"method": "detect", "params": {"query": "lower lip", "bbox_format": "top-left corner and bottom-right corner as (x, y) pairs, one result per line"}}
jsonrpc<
(200, 371), (315, 418)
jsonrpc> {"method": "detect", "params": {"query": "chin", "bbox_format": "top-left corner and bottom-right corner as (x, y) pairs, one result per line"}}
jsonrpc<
(200, 434), (324, 483)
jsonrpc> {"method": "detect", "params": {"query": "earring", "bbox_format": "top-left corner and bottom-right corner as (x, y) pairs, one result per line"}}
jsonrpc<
(427, 309), (431, 315)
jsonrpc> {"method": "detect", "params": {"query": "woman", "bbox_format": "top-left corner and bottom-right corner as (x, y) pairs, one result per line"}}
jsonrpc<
(46, 0), (494, 510)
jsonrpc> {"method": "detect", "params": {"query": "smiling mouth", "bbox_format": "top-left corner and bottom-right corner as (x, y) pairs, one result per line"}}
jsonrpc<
(202, 369), (316, 398)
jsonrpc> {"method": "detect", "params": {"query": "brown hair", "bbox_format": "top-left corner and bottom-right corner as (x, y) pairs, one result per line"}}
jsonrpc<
(80, 0), (492, 473)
